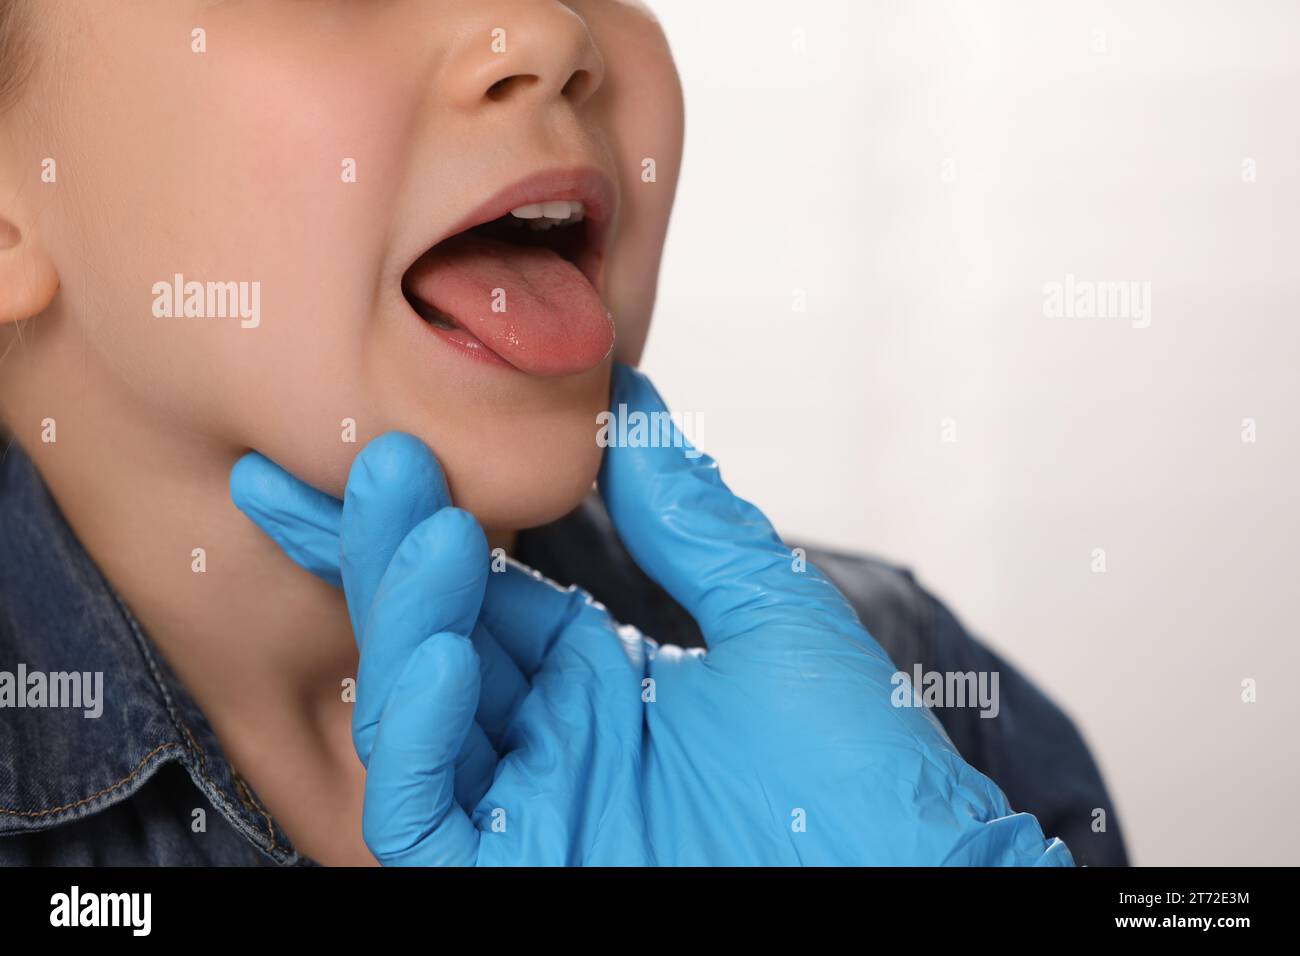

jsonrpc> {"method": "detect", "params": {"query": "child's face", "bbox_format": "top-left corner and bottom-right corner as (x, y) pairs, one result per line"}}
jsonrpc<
(9, 0), (682, 531)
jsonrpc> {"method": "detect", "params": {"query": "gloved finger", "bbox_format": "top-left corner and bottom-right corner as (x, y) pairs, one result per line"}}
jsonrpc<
(469, 620), (531, 750)
(230, 434), (448, 617)
(354, 506), (488, 765)
(230, 452), (344, 588)
(363, 631), (481, 866)
(231, 437), (529, 747)
(480, 558), (585, 677)
(453, 721), (497, 811)
(471, 606), (647, 867)
(231, 445), (502, 808)
(598, 363), (861, 648)
(339, 432), (451, 640)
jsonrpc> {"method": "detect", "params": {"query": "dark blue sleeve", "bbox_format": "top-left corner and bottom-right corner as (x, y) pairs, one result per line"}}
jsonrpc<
(916, 588), (1127, 866)
(803, 547), (1127, 867)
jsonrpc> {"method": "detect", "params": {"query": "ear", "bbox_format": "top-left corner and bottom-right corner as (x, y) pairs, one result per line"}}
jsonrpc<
(0, 206), (59, 325)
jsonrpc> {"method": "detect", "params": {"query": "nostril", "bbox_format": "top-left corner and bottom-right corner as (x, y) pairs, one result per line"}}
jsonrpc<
(485, 74), (540, 102)
(560, 69), (594, 101)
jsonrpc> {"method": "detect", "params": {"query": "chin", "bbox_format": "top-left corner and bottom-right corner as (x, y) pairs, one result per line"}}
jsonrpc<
(447, 448), (603, 534)
(434, 420), (606, 534)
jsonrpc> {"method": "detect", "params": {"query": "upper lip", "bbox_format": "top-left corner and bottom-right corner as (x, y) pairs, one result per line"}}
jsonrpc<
(417, 165), (617, 291)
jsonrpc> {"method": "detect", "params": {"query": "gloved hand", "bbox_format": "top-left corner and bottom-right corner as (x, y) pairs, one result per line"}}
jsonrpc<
(230, 433), (531, 814)
(231, 364), (1074, 866)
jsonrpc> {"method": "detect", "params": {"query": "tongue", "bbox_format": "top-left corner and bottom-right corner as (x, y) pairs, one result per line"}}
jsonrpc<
(405, 232), (612, 376)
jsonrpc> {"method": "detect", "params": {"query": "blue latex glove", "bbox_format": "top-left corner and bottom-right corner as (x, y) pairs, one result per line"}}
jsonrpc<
(230, 435), (531, 814)
(231, 364), (1074, 866)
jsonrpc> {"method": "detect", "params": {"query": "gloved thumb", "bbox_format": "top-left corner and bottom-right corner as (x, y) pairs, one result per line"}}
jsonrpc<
(598, 363), (861, 647)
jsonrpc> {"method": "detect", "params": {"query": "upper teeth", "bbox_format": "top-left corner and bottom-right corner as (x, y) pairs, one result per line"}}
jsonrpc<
(509, 200), (585, 231)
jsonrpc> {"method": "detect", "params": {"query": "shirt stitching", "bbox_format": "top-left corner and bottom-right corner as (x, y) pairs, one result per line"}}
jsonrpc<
(0, 742), (182, 818)
(232, 772), (277, 848)
(104, 586), (288, 859)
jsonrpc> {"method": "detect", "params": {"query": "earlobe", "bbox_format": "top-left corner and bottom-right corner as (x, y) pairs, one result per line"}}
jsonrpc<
(0, 215), (59, 325)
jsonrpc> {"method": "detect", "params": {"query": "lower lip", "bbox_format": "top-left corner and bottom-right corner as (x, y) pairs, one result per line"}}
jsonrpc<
(419, 318), (515, 370)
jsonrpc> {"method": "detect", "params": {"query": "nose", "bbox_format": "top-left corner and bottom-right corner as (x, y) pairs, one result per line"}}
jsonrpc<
(441, 1), (606, 112)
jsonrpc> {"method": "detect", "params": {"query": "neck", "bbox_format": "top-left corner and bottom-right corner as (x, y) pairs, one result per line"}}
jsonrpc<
(16, 380), (359, 758)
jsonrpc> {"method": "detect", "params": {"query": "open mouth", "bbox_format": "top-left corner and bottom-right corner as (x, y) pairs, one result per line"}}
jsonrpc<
(401, 169), (616, 376)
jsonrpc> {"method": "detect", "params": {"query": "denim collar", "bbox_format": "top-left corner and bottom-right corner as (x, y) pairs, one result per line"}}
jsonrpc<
(0, 441), (303, 864)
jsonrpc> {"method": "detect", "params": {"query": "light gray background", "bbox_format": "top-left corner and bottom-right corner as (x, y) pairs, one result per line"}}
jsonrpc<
(643, 0), (1299, 865)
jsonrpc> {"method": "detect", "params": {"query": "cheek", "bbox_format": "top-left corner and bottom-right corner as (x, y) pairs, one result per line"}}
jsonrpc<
(589, 37), (684, 364)
(44, 14), (420, 443)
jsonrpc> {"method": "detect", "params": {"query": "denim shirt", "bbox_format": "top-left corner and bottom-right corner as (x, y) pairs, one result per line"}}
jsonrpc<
(0, 442), (1128, 866)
